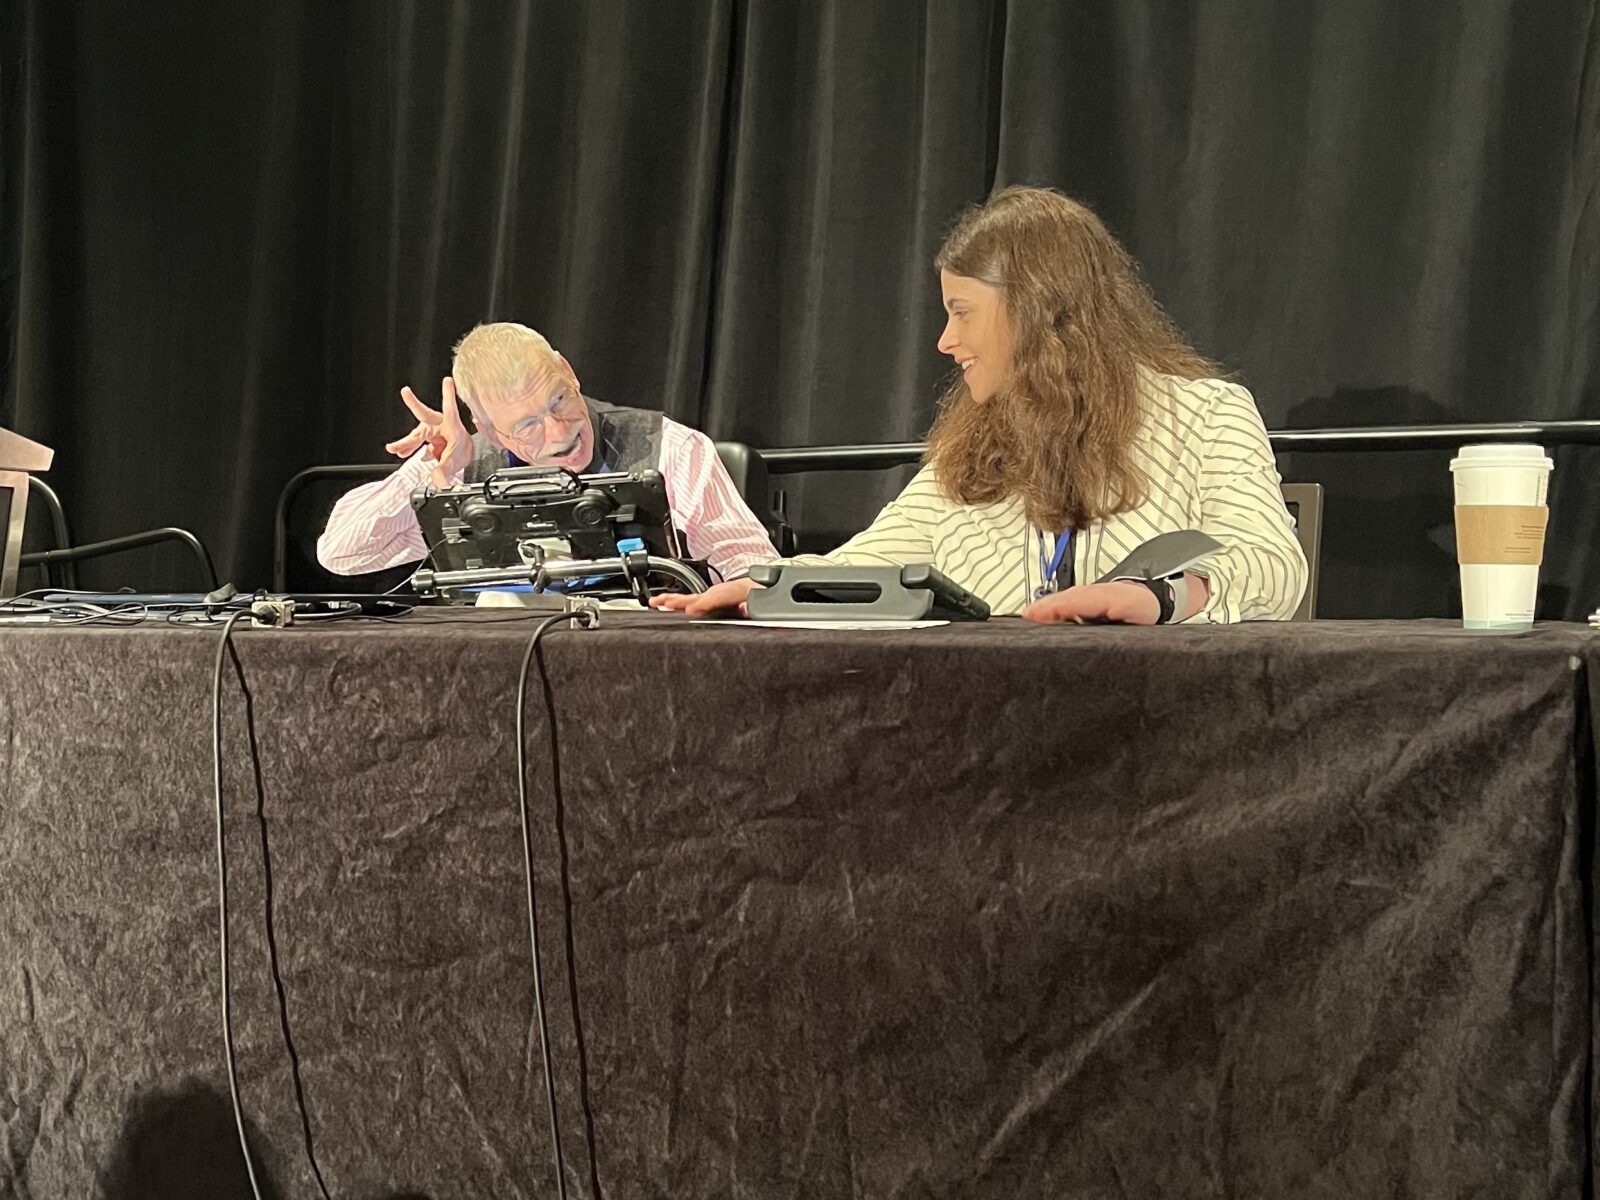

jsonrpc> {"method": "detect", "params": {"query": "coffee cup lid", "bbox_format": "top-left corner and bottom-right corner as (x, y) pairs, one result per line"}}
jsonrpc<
(1450, 442), (1553, 471)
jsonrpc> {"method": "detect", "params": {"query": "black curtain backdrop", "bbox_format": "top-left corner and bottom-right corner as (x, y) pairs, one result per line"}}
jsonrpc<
(3, 1), (1597, 617)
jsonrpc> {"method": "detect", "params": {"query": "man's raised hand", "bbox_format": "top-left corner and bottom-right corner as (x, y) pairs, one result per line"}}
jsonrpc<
(385, 377), (473, 488)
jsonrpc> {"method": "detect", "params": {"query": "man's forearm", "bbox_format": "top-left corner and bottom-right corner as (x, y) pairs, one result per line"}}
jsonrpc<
(316, 453), (434, 574)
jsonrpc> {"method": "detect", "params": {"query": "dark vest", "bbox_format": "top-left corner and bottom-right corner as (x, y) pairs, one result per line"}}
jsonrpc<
(463, 396), (663, 483)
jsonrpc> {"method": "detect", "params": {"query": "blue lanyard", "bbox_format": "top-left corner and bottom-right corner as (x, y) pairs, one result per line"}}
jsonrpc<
(1035, 529), (1072, 598)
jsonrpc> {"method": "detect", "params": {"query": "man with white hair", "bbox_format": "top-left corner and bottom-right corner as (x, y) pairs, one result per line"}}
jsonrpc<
(318, 323), (778, 580)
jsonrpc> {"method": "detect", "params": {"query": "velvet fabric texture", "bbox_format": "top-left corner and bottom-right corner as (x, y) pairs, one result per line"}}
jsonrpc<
(0, 613), (1593, 1198)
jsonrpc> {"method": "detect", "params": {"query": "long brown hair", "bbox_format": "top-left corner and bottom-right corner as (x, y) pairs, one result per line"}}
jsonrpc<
(925, 186), (1218, 531)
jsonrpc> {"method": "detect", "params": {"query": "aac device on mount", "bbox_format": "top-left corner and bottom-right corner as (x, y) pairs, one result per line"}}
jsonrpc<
(409, 466), (708, 602)
(413, 466), (682, 567)
(744, 562), (990, 622)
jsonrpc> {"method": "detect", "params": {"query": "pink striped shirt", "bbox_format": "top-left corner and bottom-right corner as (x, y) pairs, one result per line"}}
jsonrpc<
(317, 416), (778, 580)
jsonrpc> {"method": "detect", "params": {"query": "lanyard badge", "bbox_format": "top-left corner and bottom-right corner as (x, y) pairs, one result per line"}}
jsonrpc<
(1035, 529), (1072, 600)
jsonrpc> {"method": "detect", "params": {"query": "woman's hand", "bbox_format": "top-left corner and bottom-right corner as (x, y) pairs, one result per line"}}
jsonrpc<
(650, 576), (759, 617)
(1023, 580), (1161, 625)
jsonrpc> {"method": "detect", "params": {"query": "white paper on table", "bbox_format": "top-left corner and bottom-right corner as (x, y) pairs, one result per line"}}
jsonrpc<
(698, 618), (950, 630)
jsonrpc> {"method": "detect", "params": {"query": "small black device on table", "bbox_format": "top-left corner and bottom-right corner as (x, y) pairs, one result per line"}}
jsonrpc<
(744, 563), (990, 621)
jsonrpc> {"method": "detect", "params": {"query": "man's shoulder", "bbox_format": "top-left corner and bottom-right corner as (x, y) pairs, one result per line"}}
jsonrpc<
(585, 394), (661, 421)
(657, 413), (711, 446)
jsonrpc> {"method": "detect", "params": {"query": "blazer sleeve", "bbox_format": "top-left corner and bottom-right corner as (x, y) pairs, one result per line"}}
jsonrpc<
(1183, 381), (1308, 622)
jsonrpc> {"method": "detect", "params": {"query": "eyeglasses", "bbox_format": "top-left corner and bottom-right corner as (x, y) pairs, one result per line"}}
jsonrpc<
(498, 390), (584, 450)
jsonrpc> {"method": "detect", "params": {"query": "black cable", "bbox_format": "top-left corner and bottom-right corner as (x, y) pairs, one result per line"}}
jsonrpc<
(514, 610), (602, 1200)
(201, 600), (610, 1200)
(388, 536), (454, 594)
(58, 596), (617, 1196)
(1, 585), (103, 602)
(54, 605), (150, 626)
(223, 630), (335, 1200)
(515, 612), (579, 1200)
(532, 618), (607, 1200)
(0, 596), (150, 626)
(212, 611), (267, 1200)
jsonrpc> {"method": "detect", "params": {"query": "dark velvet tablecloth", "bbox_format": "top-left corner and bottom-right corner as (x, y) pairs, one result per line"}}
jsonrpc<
(1, 613), (1594, 1199)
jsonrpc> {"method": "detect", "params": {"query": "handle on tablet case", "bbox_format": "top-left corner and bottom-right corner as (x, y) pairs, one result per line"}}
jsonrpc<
(745, 563), (989, 621)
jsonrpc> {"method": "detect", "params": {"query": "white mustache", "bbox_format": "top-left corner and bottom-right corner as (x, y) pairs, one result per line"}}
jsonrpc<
(540, 436), (582, 461)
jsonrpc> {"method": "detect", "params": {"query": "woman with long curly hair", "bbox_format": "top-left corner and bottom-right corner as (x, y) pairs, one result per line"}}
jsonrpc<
(656, 186), (1307, 624)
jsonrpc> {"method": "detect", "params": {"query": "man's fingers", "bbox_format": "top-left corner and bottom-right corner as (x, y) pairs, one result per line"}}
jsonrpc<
(688, 593), (748, 617)
(400, 386), (441, 426)
(441, 377), (461, 425)
(652, 580), (754, 617)
(385, 426), (427, 457)
(673, 593), (726, 617)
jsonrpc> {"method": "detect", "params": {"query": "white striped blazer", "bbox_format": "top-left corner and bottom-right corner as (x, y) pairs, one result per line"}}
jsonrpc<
(788, 372), (1308, 621)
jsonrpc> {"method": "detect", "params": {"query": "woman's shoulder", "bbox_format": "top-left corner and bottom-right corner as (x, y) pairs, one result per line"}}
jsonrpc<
(1140, 370), (1258, 420)
(1135, 371), (1274, 462)
(896, 459), (947, 499)
(888, 459), (983, 519)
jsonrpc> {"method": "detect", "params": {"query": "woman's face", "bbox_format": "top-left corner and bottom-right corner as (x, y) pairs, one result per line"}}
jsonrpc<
(937, 269), (1014, 403)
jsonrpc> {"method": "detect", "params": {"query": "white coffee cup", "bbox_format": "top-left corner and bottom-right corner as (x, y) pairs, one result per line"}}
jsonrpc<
(1449, 443), (1554, 631)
